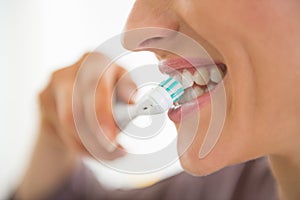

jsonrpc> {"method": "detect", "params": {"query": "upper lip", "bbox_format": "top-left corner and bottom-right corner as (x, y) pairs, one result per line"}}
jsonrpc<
(159, 57), (222, 74)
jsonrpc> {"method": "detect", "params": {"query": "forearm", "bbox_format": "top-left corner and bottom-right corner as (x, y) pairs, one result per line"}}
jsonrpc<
(14, 124), (78, 200)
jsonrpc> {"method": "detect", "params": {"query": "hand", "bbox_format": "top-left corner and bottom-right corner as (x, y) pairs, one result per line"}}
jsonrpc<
(38, 52), (136, 161)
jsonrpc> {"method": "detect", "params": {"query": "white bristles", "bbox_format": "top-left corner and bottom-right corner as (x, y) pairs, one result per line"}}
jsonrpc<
(159, 77), (184, 103)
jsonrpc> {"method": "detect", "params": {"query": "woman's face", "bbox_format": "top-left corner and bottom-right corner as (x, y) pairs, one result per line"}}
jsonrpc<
(123, 0), (300, 175)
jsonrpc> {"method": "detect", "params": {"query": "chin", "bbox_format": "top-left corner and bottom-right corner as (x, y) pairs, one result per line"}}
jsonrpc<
(178, 144), (228, 176)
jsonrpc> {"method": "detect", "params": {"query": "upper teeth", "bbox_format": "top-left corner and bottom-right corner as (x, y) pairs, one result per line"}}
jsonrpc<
(193, 68), (210, 86)
(180, 68), (210, 88)
(182, 69), (194, 88)
(206, 82), (217, 92)
(210, 67), (223, 83)
(171, 65), (225, 105)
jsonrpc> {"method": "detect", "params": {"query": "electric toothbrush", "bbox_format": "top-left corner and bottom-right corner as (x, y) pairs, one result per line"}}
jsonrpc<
(113, 77), (185, 129)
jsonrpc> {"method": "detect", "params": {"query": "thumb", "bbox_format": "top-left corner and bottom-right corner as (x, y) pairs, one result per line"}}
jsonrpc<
(98, 142), (127, 161)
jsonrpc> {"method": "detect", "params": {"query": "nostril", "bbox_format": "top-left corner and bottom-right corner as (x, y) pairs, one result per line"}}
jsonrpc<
(138, 37), (164, 49)
(122, 27), (177, 51)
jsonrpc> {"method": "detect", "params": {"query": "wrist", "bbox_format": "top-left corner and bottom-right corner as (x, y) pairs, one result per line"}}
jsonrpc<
(15, 124), (78, 199)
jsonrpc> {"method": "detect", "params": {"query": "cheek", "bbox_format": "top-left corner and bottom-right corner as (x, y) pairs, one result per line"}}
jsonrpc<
(175, 72), (268, 176)
(174, 0), (298, 175)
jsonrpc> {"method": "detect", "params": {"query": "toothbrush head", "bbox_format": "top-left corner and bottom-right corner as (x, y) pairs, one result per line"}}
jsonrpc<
(159, 77), (184, 103)
(134, 77), (184, 115)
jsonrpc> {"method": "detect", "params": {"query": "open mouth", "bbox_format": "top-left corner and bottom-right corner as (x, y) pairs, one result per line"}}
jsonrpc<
(159, 58), (227, 106)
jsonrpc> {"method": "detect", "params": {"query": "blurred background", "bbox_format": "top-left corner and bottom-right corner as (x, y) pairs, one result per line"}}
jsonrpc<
(0, 0), (182, 199)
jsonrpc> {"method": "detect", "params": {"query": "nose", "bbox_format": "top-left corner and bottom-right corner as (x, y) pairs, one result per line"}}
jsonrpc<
(122, 0), (179, 51)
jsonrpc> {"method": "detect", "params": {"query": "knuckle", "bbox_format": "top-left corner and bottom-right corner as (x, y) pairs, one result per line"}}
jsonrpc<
(50, 68), (76, 91)
(51, 67), (70, 81)
(49, 69), (65, 88)
(47, 52), (108, 90)
(38, 86), (52, 109)
(81, 52), (108, 67)
(38, 89), (47, 104)
(51, 68), (64, 81)
(85, 52), (106, 60)
(38, 91), (46, 111)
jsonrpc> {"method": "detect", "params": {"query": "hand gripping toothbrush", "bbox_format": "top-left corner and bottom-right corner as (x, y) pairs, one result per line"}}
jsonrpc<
(113, 77), (185, 129)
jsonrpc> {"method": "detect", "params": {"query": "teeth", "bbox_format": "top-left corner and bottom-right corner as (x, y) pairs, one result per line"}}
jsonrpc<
(173, 74), (182, 84)
(206, 82), (217, 92)
(170, 65), (226, 105)
(182, 69), (194, 88)
(178, 87), (195, 104)
(210, 67), (223, 83)
(193, 68), (210, 86)
(178, 86), (204, 104)
(194, 86), (204, 96)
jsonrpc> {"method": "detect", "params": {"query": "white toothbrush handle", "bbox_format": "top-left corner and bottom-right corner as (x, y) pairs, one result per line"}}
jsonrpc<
(113, 86), (175, 129)
(113, 102), (138, 130)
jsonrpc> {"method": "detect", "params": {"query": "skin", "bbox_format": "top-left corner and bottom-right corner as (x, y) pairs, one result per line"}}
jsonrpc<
(15, 53), (136, 199)
(124, 0), (300, 199)
(15, 0), (300, 200)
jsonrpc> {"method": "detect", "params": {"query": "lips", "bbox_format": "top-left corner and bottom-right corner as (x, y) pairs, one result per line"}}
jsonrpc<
(159, 58), (227, 123)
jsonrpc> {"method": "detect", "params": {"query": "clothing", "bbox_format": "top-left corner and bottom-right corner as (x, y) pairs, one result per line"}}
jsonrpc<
(46, 157), (278, 200)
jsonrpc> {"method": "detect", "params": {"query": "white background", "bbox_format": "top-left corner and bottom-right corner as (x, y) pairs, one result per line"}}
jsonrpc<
(0, 0), (182, 199)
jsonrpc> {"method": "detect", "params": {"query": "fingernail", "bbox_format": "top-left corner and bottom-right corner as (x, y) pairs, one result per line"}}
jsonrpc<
(114, 148), (127, 157)
(105, 140), (118, 153)
(97, 126), (118, 152)
(129, 89), (138, 104)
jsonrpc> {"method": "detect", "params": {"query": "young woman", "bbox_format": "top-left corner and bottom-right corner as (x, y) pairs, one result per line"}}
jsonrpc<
(14, 0), (300, 199)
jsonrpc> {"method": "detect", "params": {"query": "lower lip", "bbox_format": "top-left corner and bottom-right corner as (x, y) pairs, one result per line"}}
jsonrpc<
(168, 81), (223, 123)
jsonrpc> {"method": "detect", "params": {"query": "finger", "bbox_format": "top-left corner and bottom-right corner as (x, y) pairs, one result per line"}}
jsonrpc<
(115, 67), (137, 104)
(54, 77), (92, 156)
(74, 53), (119, 153)
(94, 74), (120, 150)
(50, 64), (96, 157)
(108, 144), (127, 160)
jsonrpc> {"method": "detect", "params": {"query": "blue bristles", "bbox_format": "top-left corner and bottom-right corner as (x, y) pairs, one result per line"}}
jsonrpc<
(159, 77), (184, 103)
